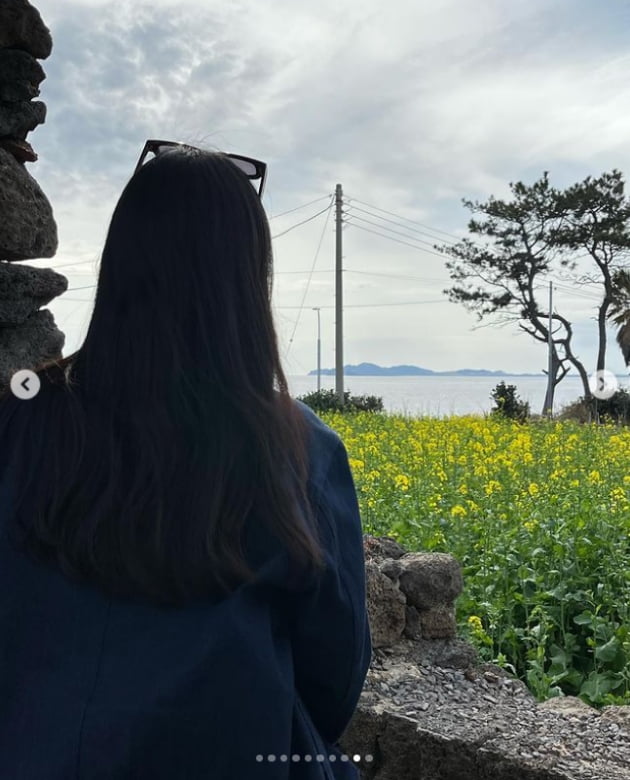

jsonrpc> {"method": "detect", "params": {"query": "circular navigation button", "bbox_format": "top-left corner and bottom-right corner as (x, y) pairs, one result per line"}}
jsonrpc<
(10, 369), (41, 400)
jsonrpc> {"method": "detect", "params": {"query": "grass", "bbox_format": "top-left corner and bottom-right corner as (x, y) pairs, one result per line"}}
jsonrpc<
(317, 410), (630, 707)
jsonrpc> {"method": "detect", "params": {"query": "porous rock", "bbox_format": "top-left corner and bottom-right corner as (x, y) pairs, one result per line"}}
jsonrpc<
(403, 605), (422, 641)
(0, 49), (46, 90)
(0, 147), (57, 260)
(0, 308), (64, 388)
(365, 561), (406, 648)
(0, 99), (46, 137)
(418, 603), (458, 639)
(0, 262), (67, 324)
(0, 0), (53, 59)
(0, 80), (40, 102)
(363, 535), (407, 561)
(397, 552), (464, 610)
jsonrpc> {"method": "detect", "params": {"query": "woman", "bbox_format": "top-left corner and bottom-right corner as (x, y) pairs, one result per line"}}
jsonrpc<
(0, 142), (372, 779)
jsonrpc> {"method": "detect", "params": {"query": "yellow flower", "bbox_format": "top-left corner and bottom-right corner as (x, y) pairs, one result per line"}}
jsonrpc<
(451, 505), (467, 518)
(468, 615), (483, 632)
(587, 470), (602, 485)
(484, 480), (502, 495)
(528, 483), (540, 497)
(394, 474), (410, 491)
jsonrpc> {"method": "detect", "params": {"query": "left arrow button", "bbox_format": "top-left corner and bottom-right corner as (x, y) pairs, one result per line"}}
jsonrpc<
(10, 370), (41, 400)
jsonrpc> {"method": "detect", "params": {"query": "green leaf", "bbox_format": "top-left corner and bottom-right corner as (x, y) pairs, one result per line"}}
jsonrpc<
(595, 637), (621, 664)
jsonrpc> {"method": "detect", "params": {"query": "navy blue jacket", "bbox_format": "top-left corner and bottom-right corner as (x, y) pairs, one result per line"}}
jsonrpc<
(0, 398), (372, 779)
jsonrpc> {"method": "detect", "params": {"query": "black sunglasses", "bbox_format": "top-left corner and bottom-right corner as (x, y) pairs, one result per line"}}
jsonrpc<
(134, 140), (267, 197)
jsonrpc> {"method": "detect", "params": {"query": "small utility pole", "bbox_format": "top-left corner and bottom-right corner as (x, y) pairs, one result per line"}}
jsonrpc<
(335, 183), (344, 405)
(312, 307), (321, 392)
(545, 281), (554, 418)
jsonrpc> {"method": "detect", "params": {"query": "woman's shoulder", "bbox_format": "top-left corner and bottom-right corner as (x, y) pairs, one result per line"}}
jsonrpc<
(292, 398), (343, 449)
(289, 397), (347, 491)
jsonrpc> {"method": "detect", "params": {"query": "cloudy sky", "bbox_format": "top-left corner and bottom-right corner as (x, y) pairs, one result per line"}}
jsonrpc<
(23, 0), (630, 378)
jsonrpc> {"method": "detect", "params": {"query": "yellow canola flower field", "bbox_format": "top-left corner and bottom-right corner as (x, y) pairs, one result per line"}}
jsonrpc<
(319, 411), (630, 705)
(320, 412), (630, 546)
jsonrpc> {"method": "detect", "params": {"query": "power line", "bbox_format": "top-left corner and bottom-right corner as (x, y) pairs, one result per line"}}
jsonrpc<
(277, 299), (445, 310)
(29, 258), (99, 271)
(344, 269), (450, 284)
(344, 212), (447, 250)
(271, 199), (334, 239)
(268, 194), (332, 219)
(53, 297), (94, 303)
(536, 278), (603, 301)
(274, 269), (333, 275)
(284, 198), (334, 357)
(345, 221), (447, 259)
(345, 198), (615, 267)
(345, 196), (463, 242)
(345, 204), (459, 245)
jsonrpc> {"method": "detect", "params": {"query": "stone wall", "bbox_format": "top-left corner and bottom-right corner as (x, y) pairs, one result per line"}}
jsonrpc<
(340, 535), (630, 780)
(0, 0), (67, 393)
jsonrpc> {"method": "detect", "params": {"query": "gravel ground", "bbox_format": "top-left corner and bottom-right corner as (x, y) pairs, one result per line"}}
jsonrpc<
(360, 647), (630, 780)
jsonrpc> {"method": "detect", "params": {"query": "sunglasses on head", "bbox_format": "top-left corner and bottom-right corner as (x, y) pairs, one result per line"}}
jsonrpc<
(134, 140), (267, 197)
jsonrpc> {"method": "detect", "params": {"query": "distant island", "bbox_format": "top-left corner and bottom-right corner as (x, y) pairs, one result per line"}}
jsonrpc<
(308, 362), (542, 377)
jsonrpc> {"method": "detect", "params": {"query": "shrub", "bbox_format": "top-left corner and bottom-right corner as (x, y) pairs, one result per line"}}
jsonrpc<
(296, 388), (384, 414)
(490, 381), (530, 423)
(558, 388), (630, 425)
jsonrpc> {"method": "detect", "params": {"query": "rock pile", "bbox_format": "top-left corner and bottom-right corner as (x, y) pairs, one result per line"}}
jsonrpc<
(340, 535), (630, 779)
(0, 0), (66, 392)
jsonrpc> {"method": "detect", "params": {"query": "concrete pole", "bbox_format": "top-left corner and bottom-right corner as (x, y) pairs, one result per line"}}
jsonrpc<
(545, 281), (554, 418)
(335, 184), (344, 405)
(312, 307), (321, 392)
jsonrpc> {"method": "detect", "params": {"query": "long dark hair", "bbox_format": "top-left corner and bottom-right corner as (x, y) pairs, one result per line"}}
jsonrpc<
(0, 147), (325, 607)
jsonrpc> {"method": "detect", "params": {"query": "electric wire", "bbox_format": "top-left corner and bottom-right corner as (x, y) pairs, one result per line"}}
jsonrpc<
(30, 258), (99, 271)
(271, 200), (334, 239)
(268, 194), (332, 219)
(344, 269), (450, 284)
(277, 299), (445, 309)
(345, 204), (460, 245)
(344, 221), (447, 259)
(282, 198), (334, 357)
(345, 196), (463, 241)
(344, 212), (450, 250)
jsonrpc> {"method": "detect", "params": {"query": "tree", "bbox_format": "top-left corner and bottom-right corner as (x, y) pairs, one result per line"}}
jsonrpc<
(436, 171), (578, 416)
(607, 268), (630, 366)
(436, 170), (630, 416)
(553, 170), (630, 373)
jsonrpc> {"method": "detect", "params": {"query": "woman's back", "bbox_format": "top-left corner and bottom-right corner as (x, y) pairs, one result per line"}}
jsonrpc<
(0, 145), (371, 778)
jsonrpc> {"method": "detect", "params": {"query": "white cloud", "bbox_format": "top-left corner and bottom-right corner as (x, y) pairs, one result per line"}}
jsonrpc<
(21, 0), (630, 376)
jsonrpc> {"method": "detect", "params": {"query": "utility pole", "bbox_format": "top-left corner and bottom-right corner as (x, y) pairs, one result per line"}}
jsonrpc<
(335, 183), (344, 405)
(545, 281), (554, 418)
(312, 307), (321, 392)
